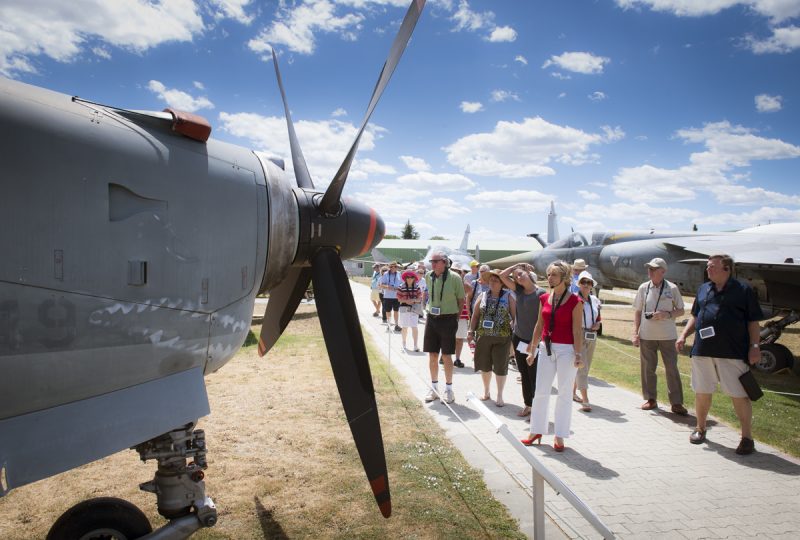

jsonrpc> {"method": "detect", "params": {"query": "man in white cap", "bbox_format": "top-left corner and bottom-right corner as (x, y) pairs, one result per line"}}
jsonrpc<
(632, 257), (688, 415)
(570, 259), (587, 293)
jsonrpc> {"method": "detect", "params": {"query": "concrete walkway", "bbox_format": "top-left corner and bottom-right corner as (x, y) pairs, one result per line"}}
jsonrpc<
(352, 281), (800, 539)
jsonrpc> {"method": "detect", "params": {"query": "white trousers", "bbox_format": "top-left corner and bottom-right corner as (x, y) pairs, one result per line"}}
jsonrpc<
(530, 342), (578, 438)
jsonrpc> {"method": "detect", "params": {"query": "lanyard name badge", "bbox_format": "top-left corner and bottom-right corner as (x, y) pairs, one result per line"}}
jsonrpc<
(481, 290), (504, 329)
(583, 295), (597, 341)
(644, 280), (665, 320)
(429, 271), (448, 315)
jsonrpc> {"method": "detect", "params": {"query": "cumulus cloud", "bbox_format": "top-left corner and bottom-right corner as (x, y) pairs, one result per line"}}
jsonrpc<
(578, 190), (601, 200)
(465, 190), (554, 213)
(589, 91), (607, 101)
(147, 80), (214, 112)
(693, 206), (800, 227)
(460, 101), (484, 113)
(219, 111), (390, 187)
(92, 46), (111, 60)
(209, 0), (254, 24)
(755, 93), (782, 112)
(400, 155), (431, 172)
(574, 202), (701, 226)
(444, 117), (625, 178)
(612, 121), (800, 204)
(515, 55), (528, 65)
(490, 89), (520, 102)
(488, 25), (517, 42)
(615, 0), (800, 23)
(0, 0), (205, 77)
(429, 197), (470, 215)
(745, 25), (800, 53)
(332, 107), (348, 117)
(248, 0), (363, 56)
(542, 51), (610, 74)
(396, 171), (476, 191)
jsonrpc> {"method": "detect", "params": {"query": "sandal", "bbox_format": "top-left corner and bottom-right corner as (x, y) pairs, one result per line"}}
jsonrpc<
(516, 406), (531, 417)
(572, 394), (582, 403)
(480, 394), (491, 401)
(495, 399), (505, 407)
(580, 402), (592, 412)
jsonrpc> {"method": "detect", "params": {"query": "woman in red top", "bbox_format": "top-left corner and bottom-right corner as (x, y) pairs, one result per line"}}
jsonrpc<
(522, 260), (584, 451)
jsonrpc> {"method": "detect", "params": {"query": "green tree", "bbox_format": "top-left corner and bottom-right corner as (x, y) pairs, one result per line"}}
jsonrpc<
(383, 234), (400, 239)
(401, 220), (420, 240)
(429, 235), (447, 240)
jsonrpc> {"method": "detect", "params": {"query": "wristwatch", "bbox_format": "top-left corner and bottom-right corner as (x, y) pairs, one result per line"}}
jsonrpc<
(750, 343), (760, 349)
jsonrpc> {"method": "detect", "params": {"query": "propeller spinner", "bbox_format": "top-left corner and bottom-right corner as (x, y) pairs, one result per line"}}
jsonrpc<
(257, 0), (426, 518)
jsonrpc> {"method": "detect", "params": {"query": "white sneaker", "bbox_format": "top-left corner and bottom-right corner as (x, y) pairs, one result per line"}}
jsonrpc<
(444, 388), (455, 404)
(424, 389), (438, 402)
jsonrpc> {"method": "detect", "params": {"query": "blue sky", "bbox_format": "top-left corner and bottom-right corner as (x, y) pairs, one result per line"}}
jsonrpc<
(3, 0), (800, 244)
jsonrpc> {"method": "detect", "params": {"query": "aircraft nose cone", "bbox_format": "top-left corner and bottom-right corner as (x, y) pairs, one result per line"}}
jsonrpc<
(341, 198), (384, 260)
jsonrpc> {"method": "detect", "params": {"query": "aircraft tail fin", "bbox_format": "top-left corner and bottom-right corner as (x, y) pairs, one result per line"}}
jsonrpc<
(474, 244), (480, 262)
(459, 224), (470, 251)
(547, 201), (559, 245)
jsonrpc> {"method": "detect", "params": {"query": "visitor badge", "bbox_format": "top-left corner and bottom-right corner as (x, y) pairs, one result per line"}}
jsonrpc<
(430, 306), (441, 315)
(482, 320), (495, 329)
(699, 326), (716, 339)
(584, 331), (597, 341)
(516, 341), (529, 354)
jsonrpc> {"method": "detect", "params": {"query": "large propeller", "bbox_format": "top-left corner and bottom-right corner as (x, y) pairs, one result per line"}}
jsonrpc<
(257, 0), (426, 518)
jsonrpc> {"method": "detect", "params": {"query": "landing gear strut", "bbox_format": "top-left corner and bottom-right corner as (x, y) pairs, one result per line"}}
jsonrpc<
(46, 423), (217, 540)
(758, 311), (799, 373)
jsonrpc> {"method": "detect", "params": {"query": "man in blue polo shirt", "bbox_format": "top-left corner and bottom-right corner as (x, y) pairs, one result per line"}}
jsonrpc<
(676, 254), (764, 455)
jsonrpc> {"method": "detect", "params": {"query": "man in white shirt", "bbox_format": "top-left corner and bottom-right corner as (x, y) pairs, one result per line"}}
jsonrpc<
(632, 257), (688, 415)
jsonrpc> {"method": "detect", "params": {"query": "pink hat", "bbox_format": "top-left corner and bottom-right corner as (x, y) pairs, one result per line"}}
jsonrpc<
(401, 270), (418, 281)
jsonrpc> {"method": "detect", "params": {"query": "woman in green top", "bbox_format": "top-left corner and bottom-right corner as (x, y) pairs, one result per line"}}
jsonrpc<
(467, 270), (516, 406)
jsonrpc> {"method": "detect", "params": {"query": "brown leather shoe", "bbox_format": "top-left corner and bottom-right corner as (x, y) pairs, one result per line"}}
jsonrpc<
(689, 428), (706, 444)
(641, 399), (657, 410)
(671, 403), (688, 416)
(735, 437), (755, 455)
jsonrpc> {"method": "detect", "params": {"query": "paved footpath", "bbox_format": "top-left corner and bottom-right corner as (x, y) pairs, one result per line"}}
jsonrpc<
(352, 281), (800, 539)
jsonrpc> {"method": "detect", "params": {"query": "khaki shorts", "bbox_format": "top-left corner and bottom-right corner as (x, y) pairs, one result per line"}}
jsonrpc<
(473, 335), (511, 376)
(370, 289), (380, 302)
(691, 355), (749, 398)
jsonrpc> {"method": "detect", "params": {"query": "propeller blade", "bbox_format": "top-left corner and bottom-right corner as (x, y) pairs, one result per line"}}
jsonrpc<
(318, 0), (426, 215)
(271, 48), (315, 189)
(258, 266), (313, 357)
(310, 247), (391, 517)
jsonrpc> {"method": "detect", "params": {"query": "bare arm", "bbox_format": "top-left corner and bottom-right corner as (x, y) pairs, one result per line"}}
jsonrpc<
(509, 295), (516, 327)
(633, 310), (642, 347)
(676, 315), (697, 352)
(747, 320), (761, 365)
(499, 265), (517, 290)
(526, 301), (544, 365)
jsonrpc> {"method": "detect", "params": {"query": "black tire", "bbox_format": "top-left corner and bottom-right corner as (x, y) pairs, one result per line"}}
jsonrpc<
(46, 497), (152, 540)
(756, 343), (792, 373)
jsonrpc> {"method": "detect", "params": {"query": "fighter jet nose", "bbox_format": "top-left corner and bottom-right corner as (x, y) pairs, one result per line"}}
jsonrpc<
(341, 198), (384, 260)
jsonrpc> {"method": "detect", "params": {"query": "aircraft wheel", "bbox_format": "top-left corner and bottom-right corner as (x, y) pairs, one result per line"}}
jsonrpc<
(756, 344), (792, 373)
(46, 497), (152, 540)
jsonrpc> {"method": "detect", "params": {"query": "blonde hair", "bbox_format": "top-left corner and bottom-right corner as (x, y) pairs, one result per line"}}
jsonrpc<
(546, 260), (572, 285)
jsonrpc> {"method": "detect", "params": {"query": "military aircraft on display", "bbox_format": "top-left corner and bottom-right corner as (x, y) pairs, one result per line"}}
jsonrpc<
(423, 224), (480, 269)
(487, 207), (800, 374)
(0, 1), (425, 538)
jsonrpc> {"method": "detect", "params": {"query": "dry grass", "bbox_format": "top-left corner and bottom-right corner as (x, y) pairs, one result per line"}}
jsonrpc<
(0, 304), (523, 539)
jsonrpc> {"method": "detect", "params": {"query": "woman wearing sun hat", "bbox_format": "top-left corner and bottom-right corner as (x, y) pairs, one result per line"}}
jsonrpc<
(573, 270), (602, 412)
(397, 269), (423, 351)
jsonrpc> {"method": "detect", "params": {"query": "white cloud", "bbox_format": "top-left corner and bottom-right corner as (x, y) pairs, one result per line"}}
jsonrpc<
(219, 111), (387, 187)
(589, 91), (607, 101)
(465, 190), (554, 213)
(755, 93), (783, 112)
(193, 80), (205, 90)
(713, 185), (800, 206)
(429, 197), (470, 215)
(332, 107), (348, 117)
(460, 101), (484, 113)
(209, 0), (254, 24)
(444, 117), (624, 178)
(490, 89), (520, 102)
(400, 155), (431, 172)
(248, 0), (364, 56)
(488, 25), (517, 42)
(551, 72), (572, 80)
(0, 0), (205, 77)
(612, 121), (800, 203)
(578, 190), (601, 200)
(745, 25), (800, 53)
(542, 51), (610, 74)
(92, 46), (111, 60)
(615, 1), (800, 23)
(575, 202), (701, 225)
(396, 171), (476, 191)
(147, 80), (214, 112)
(515, 55), (528, 65)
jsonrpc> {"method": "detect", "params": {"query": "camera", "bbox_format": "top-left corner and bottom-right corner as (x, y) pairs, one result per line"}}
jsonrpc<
(644, 312), (654, 320)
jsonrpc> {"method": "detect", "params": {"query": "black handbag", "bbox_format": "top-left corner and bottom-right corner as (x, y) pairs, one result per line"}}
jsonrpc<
(738, 368), (764, 401)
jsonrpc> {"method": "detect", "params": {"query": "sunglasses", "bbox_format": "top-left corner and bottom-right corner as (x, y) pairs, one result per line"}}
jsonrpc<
(579, 280), (593, 285)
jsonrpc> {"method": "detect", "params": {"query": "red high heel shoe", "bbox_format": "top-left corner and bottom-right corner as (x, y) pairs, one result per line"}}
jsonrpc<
(553, 439), (565, 452)
(521, 434), (542, 446)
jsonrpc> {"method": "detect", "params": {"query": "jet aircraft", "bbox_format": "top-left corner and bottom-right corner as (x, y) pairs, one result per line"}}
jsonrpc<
(0, 1), (425, 538)
(422, 224), (480, 269)
(487, 206), (800, 373)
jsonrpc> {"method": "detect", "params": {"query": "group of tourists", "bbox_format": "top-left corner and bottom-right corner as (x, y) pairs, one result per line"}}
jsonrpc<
(369, 251), (764, 455)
